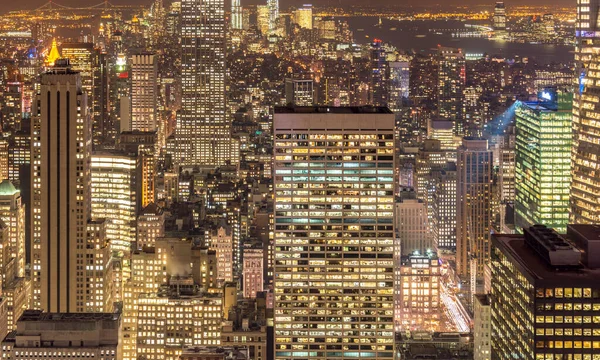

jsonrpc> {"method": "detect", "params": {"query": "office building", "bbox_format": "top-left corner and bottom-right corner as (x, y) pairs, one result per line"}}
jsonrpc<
(491, 225), (600, 360)
(210, 224), (234, 286)
(396, 252), (441, 332)
(437, 47), (466, 135)
(176, 0), (230, 166)
(2, 81), (23, 132)
(396, 195), (430, 255)
(267, 0), (279, 31)
(473, 294), (491, 360)
(571, 0), (600, 224)
(136, 202), (164, 249)
(370, 39), (388, 106)
(257, 5), (270, 35)
(388, 61), (410, 113)
(0, 141), (7, 182)
(515, 89), (572, 233)
(135, 284), (222, 360)
(1, 310), (121, 360)
(456, 138), (493, 300)
(431, 164), (457, 251)
(415, 140), (449, 228)
(7, 131), (30, 188)
(273, 106), (396, 360)
(31, 62), (93, 312)
(243, 247), (263, 299)
(90, 152), (138, 253)
(0, 180), (25, 277)
(231, 0), (243, 29)
(498, 126), (516, 203)
(130, 53), (158, 132)
(293, 5), (313, 29)
(493, 2), (507, 31)
(285, 78), (314, 106)
(60, 43), (108, 147)
(428, 119), (460, 152)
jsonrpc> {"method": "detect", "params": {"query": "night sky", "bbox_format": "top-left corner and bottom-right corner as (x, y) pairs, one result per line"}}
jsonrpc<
(0, 0), (573, 15)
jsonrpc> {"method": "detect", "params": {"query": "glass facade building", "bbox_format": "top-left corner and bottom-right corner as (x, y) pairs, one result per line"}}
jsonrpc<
(515, 90), (572, 234)
(273, 106), (396, 360)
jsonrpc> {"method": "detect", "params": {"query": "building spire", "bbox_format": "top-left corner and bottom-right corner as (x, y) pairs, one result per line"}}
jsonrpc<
(45, 38), (61, 67)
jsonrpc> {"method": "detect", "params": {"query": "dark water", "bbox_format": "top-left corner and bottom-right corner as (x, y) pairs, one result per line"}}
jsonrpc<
(346, 17), (575, 64)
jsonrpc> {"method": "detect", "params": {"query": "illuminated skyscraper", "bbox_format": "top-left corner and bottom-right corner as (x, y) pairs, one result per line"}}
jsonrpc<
(90, 152), (138, 253)
(493, 2), (506, 31)
(130, 54), (158, 132)
(0, 140), (7, 181)
(456, 137), (493, 300)
(242, 247), (263, 299)
(231, 0), (243, 30)
(176, 0), (230, 166)
(515, 89), (572, 233)
(571, 0), (600, 224)
(284, 78), (314, 106)
(273, 106), (396, 360)
(293, 5), (313, 29)
(370, 39), (388, 106)
(0, 180), (25, 278)
(267, 0), (279, 31)
(31, 61), (112, 313)
(430, 164), (457, 251)
(437, 46), (465, 135)
(388, 61), (410, 113)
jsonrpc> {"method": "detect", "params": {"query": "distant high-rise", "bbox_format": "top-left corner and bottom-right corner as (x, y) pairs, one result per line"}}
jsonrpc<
(456, 137), (493, 300)
(293, 5), (313, 29)
(31, 61), (112, 313)
(431, 164), (457, 250)
(571, 0), (600, 224)
(515, 89), (572, 233)
(437, 46), (465, 135)
(176, 0), (230, 166)
(231, 0), (243, 29)
(273, 106), (396, 360)
(267, 0), (279, 31)
(388, 61), (410, 113)
(130, 54), (158, 132)
(493, 2), (506, 31)
(370, 39), (388, 106)
(396, 193), (430, 256)
(284, 78), (314, 106)
(242, 247), (263, 299)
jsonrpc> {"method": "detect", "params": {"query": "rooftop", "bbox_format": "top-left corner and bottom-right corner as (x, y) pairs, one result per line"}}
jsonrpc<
(274, 105), (393, 114)
(19, 310), (119, 323)
(0, 179), (18, 196)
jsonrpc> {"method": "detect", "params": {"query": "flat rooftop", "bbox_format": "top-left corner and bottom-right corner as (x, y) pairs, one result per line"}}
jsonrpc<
(568, 224), (600, 242)
(274, 105), (393, 114)
(19, 310), (119, 322)
(493, 234), (600, 286)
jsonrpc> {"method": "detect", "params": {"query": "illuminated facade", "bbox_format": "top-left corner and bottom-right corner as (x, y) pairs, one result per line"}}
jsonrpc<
(493, 2), (506, 31)
(267, 0), (279, 31)
(273, 106), (396, 360)
(130, 54), (158, 132)
(231, 0), (243, 30)
(370, 40), (388, 107)
(0, 140), (7, 181)
(491, 225), (600, 360)
(210, 225), (234, 286)
(285, 78), (314, 106)
(388, 61), (410, 113)
(415, 139), (448, 228)
(474, 294), (491, 360)
(242, 247), (263, 299)
(293, 5), (313, 29)
(571, 0), (600, 224)
(91, 153), (138, 253)
(122, 247), (166, 360)
(437, 47), (465, 135)
(515, 90), (572, 233)
(1, 310), (121, 360)
(456, 138), (492, 299)
(0, 180), (24, 277)
(136, 289), (222, 360)
(176, 0), (230, 166)
(430, 165), (457, 251)
(395, 196), (430, 255)
(396, 253), (441, 332)
(136, 203), (164, 249)
(428, 119), (460, 153)
(31, 64), (92, 312)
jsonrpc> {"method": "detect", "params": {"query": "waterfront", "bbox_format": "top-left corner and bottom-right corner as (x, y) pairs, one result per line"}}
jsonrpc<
(346, 17), (575, 63)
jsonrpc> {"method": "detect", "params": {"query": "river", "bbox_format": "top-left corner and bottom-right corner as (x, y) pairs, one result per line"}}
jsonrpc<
(345, 17), (575, 64)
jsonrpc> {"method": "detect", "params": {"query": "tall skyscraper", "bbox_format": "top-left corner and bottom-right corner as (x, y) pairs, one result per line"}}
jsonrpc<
(370, 39), (388, 106)
(456, 137), (493, 300)
(273, 106), (396, 360)
(571, 0), (600, 224)
(491, 225), (600, 360)
(293, 5), (313, 29)
(130, 53), (158, 132)
(431, 164), (457, 250)
(396, 192), (430, 255)
(231, 0), (243, 30)
(493, 2), (506, 31)
(267, 0), (279, 31)
(437, 46), (465, 135)
(388, 60), (410, 113)
(31, 61), (112, 313)
(176, 0), (230, 166)
(515, 89), (572, 233)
